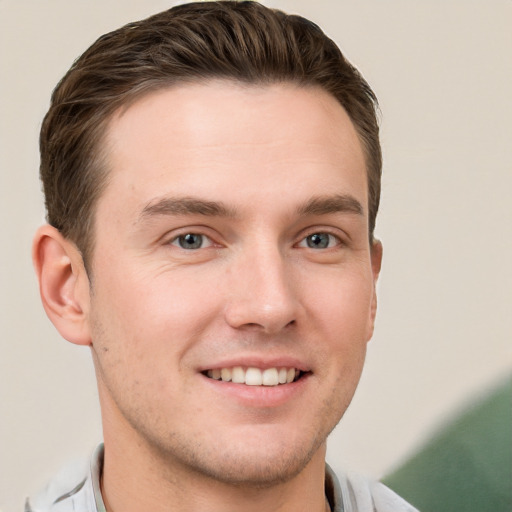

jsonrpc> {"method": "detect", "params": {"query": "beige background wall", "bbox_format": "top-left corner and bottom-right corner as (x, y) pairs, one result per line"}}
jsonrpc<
(1, 1), (511, 510)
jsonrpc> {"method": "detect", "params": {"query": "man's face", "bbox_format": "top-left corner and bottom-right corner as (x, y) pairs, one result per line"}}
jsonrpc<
(86, 82), (380, 485)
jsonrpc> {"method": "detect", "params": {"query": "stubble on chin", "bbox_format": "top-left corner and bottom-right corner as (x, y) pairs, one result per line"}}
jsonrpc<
(142, 430), (328, 491)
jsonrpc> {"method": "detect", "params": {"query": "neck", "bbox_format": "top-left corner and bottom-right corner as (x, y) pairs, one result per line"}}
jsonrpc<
(101, 428), (329, 512)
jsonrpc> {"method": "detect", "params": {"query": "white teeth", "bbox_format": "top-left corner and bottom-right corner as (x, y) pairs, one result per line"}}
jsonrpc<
(262, 368), (279, 386)
(231, 366), (245, 384)
(206, 366), (302, 386)
(220, 367), (232, 382)
(245, 367), (263, 386)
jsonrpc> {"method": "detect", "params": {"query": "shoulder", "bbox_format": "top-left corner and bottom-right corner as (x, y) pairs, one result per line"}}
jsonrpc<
(326, 464), (419, 512)
(25, 445), (103, 512)
(348, 472), (419, 512)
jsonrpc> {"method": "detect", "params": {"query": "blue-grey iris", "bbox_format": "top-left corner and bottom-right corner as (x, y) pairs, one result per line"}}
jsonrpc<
(178, 233), (203, 249)
(307, 233), (330, 249)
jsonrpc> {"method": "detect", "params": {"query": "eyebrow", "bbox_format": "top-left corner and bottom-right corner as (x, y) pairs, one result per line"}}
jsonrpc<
(138, 193), (363, 224)
(138, 196), (237, 222)
(297, 194), (364, 217)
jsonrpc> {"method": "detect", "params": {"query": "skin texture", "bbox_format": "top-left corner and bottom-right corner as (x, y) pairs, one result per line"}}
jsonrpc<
(34, 82), (382, 512)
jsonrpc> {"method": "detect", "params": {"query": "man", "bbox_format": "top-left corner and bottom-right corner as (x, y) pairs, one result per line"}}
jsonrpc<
(29, 2), (417, 511)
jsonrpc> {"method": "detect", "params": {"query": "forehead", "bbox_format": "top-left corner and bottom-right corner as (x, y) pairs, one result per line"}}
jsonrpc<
(99, 81), (367, 220)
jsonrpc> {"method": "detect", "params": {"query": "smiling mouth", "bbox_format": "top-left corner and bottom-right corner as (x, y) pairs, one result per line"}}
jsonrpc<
(202, 366), (306, 386)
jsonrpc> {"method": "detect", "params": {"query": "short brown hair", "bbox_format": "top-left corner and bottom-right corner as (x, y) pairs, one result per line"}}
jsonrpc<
(40, 1), (381, 268)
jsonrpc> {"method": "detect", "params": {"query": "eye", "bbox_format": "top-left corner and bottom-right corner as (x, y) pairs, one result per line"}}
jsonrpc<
(170, 233), (212, 250)
(299, 232), (340, 249)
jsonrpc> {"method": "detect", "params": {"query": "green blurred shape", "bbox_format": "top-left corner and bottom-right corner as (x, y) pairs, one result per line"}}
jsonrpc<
(383, 376), (512, 512)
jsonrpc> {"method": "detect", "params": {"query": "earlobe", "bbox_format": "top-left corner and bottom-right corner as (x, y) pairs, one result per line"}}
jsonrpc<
(32, 225), (92, 346)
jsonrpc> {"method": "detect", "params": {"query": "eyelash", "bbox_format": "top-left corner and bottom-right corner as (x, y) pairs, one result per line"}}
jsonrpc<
(167, 229), (344, 252)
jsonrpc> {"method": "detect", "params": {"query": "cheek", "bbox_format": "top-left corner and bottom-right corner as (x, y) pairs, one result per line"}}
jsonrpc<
(306, 267), (375, 339)
(89, 264), (223, 362)
(88, 270), (219, 417)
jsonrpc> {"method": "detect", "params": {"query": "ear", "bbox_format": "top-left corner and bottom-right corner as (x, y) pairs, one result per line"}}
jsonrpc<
(367, 239), (383, 341)
(32, 225), (92, 346)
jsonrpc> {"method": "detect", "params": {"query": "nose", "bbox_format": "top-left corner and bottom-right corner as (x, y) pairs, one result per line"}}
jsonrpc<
(223, 243), (300, 334)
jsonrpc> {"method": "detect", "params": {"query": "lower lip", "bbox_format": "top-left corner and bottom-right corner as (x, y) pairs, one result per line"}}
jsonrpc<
(200, 373), (310, 408)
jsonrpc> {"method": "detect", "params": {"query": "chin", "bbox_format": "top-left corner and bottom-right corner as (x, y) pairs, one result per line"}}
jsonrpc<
(192, 446), (320, 489)
(153, 424), (329, 489)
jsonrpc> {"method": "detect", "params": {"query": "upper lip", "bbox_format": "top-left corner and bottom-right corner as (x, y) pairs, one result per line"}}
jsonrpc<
(197, 356), (310, 373)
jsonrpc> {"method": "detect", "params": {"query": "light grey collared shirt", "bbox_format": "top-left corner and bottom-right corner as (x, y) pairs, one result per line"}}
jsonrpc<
(26, 444), (418, 512)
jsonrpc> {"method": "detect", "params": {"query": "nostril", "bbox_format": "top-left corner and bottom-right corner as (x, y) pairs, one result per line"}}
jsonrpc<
(223, 294), (299, 333)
